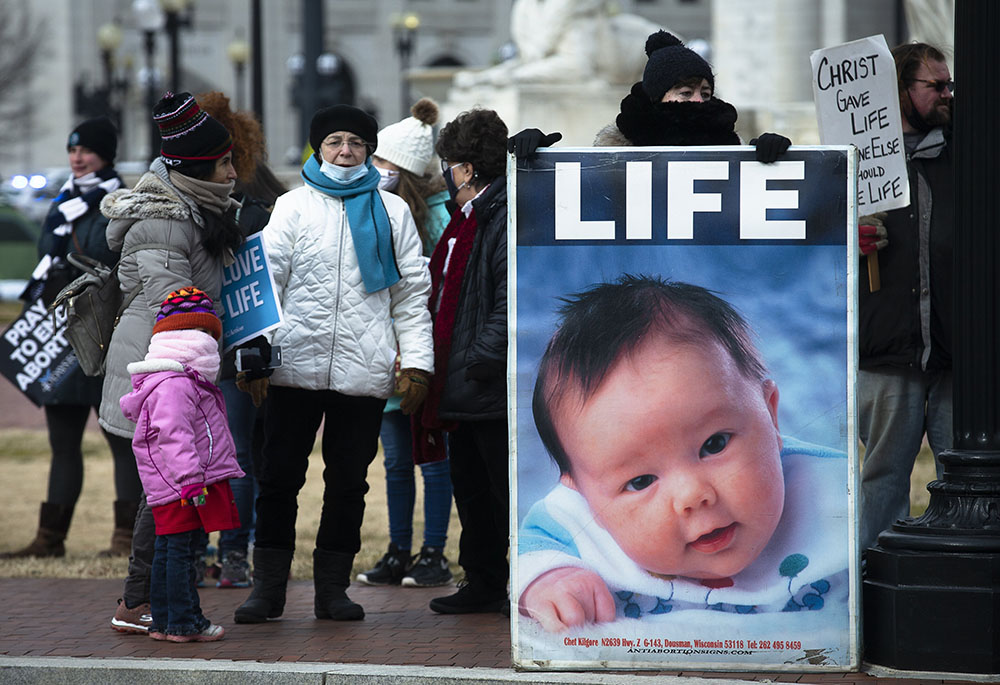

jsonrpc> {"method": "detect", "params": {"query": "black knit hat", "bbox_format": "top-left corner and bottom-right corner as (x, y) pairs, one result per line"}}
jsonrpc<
(67, 116), (118, 164)
(309, 105), (378, 157)
(642, 31), (715, 103)
(153, 91), (233, 169)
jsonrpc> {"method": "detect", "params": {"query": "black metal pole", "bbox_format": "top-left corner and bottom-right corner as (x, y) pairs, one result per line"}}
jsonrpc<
(251, 0), (264, 127)
(300, 0), (323, 150)
(144, 29), (160, 162)
(167, 11), (181, 94)
(863, 0), (1000, 673)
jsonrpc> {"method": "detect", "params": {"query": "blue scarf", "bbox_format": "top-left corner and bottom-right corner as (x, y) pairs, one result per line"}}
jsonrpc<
(300, 155), (400, 293)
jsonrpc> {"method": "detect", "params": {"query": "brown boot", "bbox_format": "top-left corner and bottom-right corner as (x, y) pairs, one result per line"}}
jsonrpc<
(0, 502), (74, 558)
(98, 500), (138, 557)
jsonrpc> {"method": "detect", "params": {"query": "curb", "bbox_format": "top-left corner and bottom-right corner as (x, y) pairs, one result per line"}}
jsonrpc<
(0, 656), (756, 685)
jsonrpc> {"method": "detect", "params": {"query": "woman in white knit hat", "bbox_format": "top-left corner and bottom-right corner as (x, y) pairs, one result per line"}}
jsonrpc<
(356, 98), (455, 589)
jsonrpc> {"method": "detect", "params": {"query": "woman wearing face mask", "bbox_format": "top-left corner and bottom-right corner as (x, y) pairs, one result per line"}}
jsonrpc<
(356, 98), (455, 589)
(235, 105), (434, 624)
(413, 108), (512, 615)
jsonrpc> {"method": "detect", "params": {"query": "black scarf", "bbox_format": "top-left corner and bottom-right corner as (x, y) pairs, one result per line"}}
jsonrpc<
(615, 81), (741, 147)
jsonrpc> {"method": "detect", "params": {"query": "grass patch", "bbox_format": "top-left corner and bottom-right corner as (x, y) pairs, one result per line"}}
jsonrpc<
(0, 427), (461, 581)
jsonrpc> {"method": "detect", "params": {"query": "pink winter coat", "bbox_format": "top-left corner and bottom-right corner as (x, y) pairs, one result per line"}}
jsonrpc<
(120, 359), (244, 507)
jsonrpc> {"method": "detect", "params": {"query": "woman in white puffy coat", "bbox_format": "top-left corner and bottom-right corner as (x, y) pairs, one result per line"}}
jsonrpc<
(235, 105), (433, 625)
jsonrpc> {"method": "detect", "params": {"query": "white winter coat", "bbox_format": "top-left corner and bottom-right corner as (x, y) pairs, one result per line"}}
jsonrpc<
(263, 184), (433, 398)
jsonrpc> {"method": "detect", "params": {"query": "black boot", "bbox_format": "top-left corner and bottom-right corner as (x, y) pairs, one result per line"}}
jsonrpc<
(98, 499), (139, 557)
(313, 548), (364, 620)
(0, 502), (74, 559)
(234, 546), (294, 623)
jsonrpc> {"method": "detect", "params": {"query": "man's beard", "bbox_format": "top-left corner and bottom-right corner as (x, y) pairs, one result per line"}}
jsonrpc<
(923, 98), (952, 127)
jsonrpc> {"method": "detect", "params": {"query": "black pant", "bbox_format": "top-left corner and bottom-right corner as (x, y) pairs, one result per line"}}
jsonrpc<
(254, 385), (386, 554)
(448, 419), (509, 592)
(44, 404), (141, 506)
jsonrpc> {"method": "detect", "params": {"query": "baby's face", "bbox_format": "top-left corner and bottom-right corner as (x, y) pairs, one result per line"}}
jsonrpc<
(554, 337), (784, 580)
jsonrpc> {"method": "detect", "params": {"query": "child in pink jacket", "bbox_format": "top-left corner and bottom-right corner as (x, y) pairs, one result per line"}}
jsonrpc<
(120, 287), (244, 642)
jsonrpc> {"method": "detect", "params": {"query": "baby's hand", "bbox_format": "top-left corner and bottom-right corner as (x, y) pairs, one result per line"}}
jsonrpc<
(519, 567), (616, 632)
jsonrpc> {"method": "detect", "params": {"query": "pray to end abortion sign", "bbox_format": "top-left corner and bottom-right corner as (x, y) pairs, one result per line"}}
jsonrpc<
(811, 34), (909, 214)
(220, 232), (283, 351)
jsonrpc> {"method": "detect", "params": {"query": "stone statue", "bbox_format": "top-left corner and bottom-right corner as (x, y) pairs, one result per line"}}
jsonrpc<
(453, 0), (663, 88)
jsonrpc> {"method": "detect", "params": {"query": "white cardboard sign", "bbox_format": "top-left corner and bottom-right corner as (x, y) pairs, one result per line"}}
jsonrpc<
(811, 34), (909, 214)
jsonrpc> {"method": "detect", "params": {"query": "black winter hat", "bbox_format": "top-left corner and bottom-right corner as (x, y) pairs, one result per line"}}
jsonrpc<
(641, 31), (715, 103)
(153, 91), (233, 169)
(67, 116), (118, 164)
(309, 105), (378, 156)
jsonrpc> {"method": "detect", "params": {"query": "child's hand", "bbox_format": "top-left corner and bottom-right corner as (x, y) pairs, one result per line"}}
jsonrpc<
(519, 567), (616, 632)
(180, 483), (207, 506)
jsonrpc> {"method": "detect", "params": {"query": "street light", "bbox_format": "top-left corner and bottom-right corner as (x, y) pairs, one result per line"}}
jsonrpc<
(227, 37), (250, 110)
(133, 0), (164, 161)
(161, 0), (194, 94)
(392, 12), (420, 120)
(74, 21), (128, 137)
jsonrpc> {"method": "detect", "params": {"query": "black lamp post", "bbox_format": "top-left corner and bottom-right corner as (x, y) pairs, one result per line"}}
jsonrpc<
(73, 21), (127, 135)
(863, 0), (1000, 674)
(161, 0), (194, 94)
(392, 12), (420, 120)
(133, 0), (164, 161)
(227, 37), (249, 111)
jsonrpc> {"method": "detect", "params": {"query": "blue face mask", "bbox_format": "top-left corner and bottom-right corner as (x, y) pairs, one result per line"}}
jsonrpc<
(442, 163), (468, 200)
(320, 158), (369, 184)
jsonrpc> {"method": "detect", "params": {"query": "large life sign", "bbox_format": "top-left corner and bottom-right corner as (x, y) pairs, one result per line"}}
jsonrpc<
(516, 147), (852, 248)
(510, 146), (859, 674)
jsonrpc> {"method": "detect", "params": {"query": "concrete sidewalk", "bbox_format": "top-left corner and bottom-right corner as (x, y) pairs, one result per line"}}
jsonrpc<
(0, 578), (988, 684)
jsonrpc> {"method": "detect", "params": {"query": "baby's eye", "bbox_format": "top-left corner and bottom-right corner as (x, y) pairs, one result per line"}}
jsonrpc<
(625, 474), (657, 492)
(700, 432), (731, 457)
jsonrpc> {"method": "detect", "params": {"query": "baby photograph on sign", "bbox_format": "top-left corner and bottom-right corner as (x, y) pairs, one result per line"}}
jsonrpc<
(510, 146), (859, 671)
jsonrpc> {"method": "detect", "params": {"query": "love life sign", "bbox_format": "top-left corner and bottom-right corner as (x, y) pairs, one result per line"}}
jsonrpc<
(810, 34), (909, 214)
(220, 232), (284, 352)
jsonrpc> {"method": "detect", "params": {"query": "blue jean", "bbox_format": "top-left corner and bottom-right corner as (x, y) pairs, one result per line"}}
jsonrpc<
(380, 410), (453, 550)
(218, 378), (258, 557)
(150, 529), (209, 636)
(858, 366), (952, 551)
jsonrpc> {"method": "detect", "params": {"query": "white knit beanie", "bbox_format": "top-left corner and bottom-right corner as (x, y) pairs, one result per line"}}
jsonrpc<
(375, 98), (439, 175)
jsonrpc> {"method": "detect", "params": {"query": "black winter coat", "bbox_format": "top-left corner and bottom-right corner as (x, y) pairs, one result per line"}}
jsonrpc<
(38, 194), (119, 406)
(437, 180), (507, 421)
(859, 128), (953, 371)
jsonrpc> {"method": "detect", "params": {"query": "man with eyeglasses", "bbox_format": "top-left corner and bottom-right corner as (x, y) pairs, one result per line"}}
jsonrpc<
(857, 42), (955, 553)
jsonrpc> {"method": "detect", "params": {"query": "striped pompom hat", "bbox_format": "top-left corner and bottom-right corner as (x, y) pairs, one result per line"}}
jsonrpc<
(151, 287), (222, 340)
(153, 91), (233, 169)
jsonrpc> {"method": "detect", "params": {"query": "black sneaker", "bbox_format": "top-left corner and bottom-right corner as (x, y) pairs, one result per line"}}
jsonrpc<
(356, 543), (411, 586)
(429, 580), (506, 614)
(402, 546), (453, 587)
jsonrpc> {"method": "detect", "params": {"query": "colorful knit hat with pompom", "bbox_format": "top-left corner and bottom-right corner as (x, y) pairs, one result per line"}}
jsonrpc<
(151, 287), (222, 340)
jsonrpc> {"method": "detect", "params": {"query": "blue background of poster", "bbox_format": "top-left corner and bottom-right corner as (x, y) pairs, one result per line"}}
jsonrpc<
(514, 244), (849, 522)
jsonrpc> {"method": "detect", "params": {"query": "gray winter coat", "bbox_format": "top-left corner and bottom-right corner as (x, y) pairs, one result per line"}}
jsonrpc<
(97, 164), (227, 438)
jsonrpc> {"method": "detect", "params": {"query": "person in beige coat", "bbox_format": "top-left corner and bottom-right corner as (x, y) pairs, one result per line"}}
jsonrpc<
(101, 91), (242, 635)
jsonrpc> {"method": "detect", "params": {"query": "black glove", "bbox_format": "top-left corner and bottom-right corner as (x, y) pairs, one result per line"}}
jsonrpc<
(751, 132), (792, 163)
(507, 129), (562, 159)
(236, 336), (275, 381)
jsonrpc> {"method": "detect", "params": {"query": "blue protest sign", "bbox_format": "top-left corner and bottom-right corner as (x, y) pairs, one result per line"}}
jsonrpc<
(220, 232), (284, 351)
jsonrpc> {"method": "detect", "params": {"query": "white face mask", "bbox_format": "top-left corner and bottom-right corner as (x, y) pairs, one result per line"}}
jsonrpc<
(320, 158), (369, 184)
(377, 166), (400, 191)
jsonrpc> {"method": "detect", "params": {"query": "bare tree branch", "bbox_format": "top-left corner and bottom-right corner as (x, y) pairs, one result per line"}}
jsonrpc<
(0, 0), (46, 155)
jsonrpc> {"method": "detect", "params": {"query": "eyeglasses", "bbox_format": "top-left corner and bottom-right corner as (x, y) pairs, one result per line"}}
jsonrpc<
(440, 160), (464, 174)
(910, 78), (955, 94)
(323, 137), (368, 151)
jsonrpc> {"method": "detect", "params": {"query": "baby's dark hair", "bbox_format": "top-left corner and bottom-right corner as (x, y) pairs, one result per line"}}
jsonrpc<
(532, 274), (767, 474)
